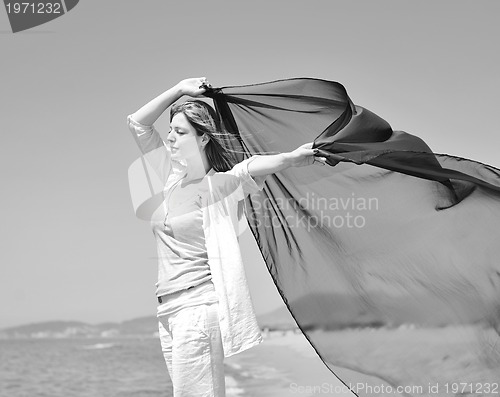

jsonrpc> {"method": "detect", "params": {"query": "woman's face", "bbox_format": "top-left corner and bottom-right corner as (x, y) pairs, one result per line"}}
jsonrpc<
(167, 112), (205, 163)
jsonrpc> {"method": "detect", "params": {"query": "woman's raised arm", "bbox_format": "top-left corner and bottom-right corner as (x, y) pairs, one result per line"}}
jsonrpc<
(131, 77), (209, 126)
(127, 78), (211, 182)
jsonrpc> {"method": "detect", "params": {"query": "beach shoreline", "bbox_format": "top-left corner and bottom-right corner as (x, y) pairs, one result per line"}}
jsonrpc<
(225, 331), (351, 397)
(225, 325), (500, 397)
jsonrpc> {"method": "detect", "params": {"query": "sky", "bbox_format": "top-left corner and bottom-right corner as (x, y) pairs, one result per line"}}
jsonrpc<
(1, 0), (499, 329)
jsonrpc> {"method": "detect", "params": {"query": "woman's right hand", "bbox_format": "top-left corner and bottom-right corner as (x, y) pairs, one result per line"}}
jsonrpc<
(177, 77), (211, 97)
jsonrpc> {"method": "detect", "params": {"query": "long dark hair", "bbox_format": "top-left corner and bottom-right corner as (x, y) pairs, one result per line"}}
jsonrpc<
(170, 100), (237, 172)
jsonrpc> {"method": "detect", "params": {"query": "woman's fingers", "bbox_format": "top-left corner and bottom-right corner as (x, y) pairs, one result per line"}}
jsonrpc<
(199, 77), (212, 90)
(313, 156), (327, 165)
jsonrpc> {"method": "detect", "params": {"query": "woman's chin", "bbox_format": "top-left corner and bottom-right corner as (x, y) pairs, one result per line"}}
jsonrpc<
(171, 153), (187, 166)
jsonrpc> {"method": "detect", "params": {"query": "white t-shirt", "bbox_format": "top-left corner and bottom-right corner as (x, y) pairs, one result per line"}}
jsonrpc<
(152, 177), (213, 297)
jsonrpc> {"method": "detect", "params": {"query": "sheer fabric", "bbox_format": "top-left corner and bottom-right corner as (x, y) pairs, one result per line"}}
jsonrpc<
(203, 78), (500, 396)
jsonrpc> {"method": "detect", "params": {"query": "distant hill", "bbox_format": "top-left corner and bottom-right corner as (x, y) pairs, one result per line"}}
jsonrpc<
(0, 316), (159, 339)
(0, 291), (487, 339)
(0, 311), (295, 339)
(257, 305), (297, 330)
(261, 291), (487, 331)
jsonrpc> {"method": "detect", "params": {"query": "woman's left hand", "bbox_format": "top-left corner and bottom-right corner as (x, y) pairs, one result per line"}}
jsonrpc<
(287, 142), (327, 167)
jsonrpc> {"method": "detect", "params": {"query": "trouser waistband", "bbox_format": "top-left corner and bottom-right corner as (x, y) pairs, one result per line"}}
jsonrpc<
(158, 286), (196, 304)
(157, 280), (216, 304)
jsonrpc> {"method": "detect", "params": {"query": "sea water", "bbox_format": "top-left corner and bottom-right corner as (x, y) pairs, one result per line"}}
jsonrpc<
(0, 338), (248, 397)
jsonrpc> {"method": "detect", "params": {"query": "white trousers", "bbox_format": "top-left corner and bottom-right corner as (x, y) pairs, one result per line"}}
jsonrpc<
(158, 301), (226, 397)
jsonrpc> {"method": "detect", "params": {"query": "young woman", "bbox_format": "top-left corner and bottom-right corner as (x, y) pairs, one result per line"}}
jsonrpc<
(127, 77), (327, 397)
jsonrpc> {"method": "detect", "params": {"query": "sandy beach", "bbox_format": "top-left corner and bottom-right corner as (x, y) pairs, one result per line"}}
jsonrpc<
(225, 325), (500, 397)
(225, 331), (353, 397)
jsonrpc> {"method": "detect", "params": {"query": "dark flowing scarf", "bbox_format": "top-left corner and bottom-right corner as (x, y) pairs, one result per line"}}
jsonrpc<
(203, 78), (500, 396)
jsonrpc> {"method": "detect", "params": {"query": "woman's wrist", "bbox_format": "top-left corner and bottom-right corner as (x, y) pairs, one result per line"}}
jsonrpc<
(173, 82), (185, 98)
(281, 152), (297, 168)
